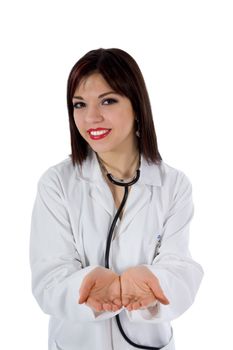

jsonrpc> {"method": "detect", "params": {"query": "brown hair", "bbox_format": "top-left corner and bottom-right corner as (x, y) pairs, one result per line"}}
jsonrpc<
(67, 48), (162, 166)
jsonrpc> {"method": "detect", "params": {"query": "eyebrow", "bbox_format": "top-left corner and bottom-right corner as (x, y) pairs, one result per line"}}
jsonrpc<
(73, 91), (117, 100)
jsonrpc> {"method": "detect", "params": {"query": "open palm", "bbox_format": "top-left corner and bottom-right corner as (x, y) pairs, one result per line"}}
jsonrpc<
(121, 266), (170, 311)
(79, 265), (169, 312)
(79, 267), (122, 312)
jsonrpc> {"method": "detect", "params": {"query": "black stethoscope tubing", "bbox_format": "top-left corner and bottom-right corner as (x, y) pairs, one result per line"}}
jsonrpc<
(105, 170), (140, 269)
(104, 169), (163, 350)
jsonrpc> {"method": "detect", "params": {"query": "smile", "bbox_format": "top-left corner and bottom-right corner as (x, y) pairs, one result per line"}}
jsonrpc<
(87, 128), (111, 140)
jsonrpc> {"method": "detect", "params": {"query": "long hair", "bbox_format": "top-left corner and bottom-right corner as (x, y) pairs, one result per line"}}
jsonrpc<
(67, 48), (162, 166)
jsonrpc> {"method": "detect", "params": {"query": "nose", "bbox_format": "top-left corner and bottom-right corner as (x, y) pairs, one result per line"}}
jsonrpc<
(84, 104), (104, 124)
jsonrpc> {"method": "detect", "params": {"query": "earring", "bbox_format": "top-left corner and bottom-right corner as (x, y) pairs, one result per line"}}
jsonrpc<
(135, 118), (140, 137)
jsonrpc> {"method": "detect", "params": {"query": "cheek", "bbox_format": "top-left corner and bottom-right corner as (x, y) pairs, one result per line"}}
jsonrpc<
(112, 107), (134, 128)
(121, 115), (135, 134)
(73, 114), (82, 130)
(119, 107), (135, 131)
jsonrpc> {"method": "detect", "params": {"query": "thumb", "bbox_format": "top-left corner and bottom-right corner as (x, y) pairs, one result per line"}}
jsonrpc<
(148, 277), (170, 305)
(78, 276), (95, 304)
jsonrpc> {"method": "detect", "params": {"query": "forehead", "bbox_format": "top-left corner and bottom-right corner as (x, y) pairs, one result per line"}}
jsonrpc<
(74, 73), (112, 95)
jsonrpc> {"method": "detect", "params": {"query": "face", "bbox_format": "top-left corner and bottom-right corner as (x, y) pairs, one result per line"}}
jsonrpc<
(72, 73), (137, 156)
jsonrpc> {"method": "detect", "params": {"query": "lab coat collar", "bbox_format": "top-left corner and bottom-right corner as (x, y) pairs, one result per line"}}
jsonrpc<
(75, 149), (162, 230)
(76, 148), (162, 187)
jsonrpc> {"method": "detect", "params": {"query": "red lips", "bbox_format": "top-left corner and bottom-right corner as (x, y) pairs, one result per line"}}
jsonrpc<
(87, 128), (112, 140)
(87, 127), (111, 132)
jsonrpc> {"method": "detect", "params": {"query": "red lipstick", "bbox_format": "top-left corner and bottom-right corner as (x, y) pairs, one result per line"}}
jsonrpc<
(87, 128), (111, 140)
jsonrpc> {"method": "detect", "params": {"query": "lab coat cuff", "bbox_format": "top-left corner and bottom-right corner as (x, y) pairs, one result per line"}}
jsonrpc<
(92, 308), (122, 320)
(125, 303), (161, 323)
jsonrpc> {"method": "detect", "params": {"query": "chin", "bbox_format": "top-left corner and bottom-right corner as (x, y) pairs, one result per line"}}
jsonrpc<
(88, 143), (116, 155)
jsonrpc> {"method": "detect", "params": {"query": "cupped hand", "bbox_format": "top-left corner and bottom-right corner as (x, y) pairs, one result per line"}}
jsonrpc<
(78, 266), (122, 312)
(120, 265), (170, 311)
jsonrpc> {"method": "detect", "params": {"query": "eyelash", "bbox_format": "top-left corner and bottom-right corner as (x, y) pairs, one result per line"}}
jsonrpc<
(103, 98), (118, 105)
(73, 98), (118, 109)
(73, 102), (85, 109)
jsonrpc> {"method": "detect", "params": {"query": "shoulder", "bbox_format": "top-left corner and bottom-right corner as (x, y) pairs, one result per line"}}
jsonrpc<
(160, 160), (192, 184)
(158, 160), (193, 200)
(37, 156), (77, 191)
(142, 156), (192, 190)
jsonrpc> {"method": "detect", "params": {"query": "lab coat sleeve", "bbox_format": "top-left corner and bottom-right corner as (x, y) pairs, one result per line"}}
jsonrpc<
(30, 168), (120, 323)
(126, 172), (204, 323)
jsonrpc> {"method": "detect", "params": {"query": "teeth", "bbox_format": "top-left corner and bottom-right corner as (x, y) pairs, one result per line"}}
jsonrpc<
(90, 130), (109, 136)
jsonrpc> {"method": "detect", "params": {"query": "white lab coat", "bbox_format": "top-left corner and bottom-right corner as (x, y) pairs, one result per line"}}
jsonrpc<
(30, 149), (203, 350)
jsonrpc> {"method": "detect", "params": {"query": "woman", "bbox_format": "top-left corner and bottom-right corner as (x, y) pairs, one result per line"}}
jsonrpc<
(30, 48), (203, 350)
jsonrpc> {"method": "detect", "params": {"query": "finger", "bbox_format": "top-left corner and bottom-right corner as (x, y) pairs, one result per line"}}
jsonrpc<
(140, 298), (152, 308)
(86, 298), (103, 312)
(131, 301), (141, 310)
(112, 298), (122, 307)
(78, 278), (96, 304)
(122, 296), (130, 307)
(126, 301), (139, 311)
(102, 303), (112, 312)
(148, 279), (170, 305)
(126, 304), (133, 311)
(112, 303), (121, 312)
(140, 297), (157, 308)
(155, 292), (169, 305)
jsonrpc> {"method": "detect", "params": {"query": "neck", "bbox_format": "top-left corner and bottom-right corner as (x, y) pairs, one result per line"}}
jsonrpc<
(96, 147), (140, 179)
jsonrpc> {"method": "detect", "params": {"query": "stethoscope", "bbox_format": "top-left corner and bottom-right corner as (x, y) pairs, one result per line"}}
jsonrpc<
(97, 153), (166, 350)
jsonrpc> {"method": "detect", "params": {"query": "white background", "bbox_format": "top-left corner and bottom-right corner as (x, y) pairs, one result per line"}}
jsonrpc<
(0, 0), (232, 349)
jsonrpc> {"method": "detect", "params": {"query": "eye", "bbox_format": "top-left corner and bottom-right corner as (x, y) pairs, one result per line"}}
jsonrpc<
(102, 98), (118, 105)
(73, 102), (86, 109)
